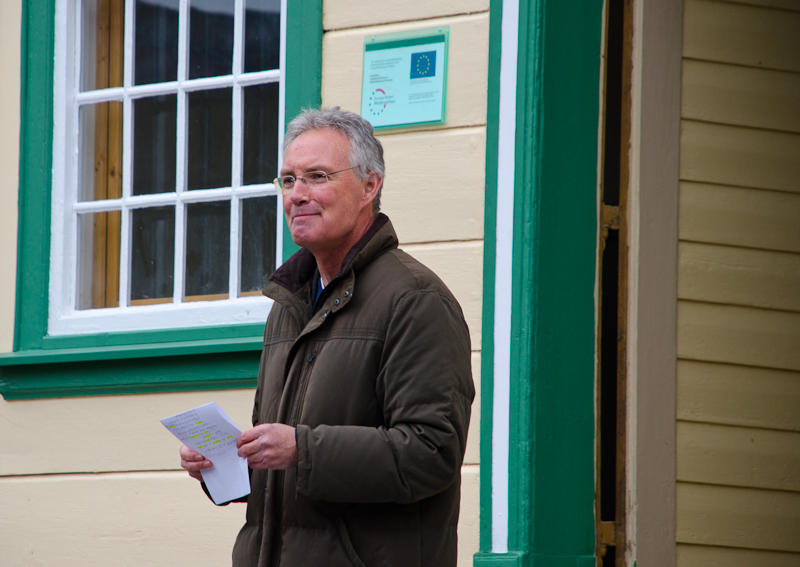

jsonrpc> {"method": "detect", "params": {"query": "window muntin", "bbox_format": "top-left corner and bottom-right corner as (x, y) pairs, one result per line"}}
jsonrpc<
(49, 0), (285, 336)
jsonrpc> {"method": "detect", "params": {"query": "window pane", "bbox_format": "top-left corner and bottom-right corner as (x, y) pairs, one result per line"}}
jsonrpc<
(133, 95), (177, 195)
(185, 201), (231, 299)
(134, 0), (179, 85)
(131, 206), (175, 304)
(81, 0), (124, 91)
(244, 0), (281, 73)
(240, 196), (277, 295)
(188, 88), (232, 190)
(79, 101), (124, 202)
(77, 211), (122, 310)
(243, 83), (279, 185)
(189, 0), (234, 79)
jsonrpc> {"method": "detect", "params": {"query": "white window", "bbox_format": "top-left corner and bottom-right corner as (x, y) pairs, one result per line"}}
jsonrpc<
(50, 0), (285, 335)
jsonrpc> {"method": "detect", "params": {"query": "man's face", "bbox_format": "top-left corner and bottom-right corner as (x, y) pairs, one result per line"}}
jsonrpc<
(281, 128), (377, 256)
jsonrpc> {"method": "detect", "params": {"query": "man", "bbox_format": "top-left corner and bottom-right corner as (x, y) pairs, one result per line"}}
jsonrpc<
(180, 107), (474, 567)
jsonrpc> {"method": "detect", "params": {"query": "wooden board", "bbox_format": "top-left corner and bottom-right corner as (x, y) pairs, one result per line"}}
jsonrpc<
(380, 127), (486, 244)
(678, 360), (800, 432)
(677, 421), (800, 492)
(322, 13), (490, 131)
(679, 182), (800, 253)
(679, 242), (800, 312)
(678, 543), (800, 567)
(684, 0), (800, 73)
(677, 482), (800, 552)
(324, 0), (488, 30)
(458, 465), (480, 567)
(721, 0), (800, 12)
(681, 59), (800, 134)
(465, 353), (481, 466)
(678, 301), (800, 372)
(680, 121), (800, 193)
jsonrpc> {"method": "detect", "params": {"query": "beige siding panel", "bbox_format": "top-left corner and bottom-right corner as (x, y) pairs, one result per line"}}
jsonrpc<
(0, 389), (256, 477)
(722, 0), (800, 11)
(322, 14), (489, 131)
(464, 352), (481, 465)
(458, 465), (480, 567)
(677, 421), (800, 492)
(681, 59), (800, 134)
(679, 182), (800, 253)
(677, 482), (800, 552)
(404, 240), (483, 349)
(678, 543), (800, 567)
(0, 471), (244, 567)
(0, 0), (21, 354)
(381, 127), (485, 243)
(678, 301), (800, 371)
(679, 242), (800, 312)
(324, 0), (489, 30)
(678, 360), (800, 432)
(680, 120), (800, 193)
(684, 0), (800, 73)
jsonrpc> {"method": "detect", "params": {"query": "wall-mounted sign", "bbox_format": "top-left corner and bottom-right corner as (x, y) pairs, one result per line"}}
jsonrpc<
(361, 27), (449, 130)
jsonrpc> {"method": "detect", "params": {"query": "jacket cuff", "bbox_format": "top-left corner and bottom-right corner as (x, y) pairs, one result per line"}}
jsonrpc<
(295, 423), (311, 496)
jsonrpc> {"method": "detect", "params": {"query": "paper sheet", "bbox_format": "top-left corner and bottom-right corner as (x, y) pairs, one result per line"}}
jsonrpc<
(160, 402), (251, 505)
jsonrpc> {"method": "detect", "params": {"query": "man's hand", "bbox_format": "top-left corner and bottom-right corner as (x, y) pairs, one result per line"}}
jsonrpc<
(237, 423), (298, 470)
(180, 444), (212, 481)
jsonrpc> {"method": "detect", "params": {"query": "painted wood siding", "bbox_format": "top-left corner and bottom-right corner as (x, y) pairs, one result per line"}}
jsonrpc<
(322, 4), (489, 565)
(677, 0), (800, 565)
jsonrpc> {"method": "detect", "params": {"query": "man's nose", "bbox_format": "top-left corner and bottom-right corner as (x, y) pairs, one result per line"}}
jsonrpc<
(290, 178), (311, 204)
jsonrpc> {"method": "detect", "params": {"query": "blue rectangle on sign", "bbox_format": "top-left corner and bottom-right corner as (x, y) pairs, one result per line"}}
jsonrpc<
(410, 51), (437, 79)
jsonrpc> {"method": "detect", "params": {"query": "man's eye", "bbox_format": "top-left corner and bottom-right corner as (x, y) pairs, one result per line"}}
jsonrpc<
(281, 176), (295, 186)
(307, 172), (328, 182)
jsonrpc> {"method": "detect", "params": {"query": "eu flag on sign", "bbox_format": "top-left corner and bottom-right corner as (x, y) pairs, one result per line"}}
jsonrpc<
(410, 51), (437, 79)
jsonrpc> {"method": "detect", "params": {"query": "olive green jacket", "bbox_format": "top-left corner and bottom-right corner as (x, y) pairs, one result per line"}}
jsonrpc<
(232, 215), (474, 567)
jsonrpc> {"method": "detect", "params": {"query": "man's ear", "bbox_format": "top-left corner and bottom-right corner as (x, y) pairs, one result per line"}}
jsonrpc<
(363, 172), (383, 204)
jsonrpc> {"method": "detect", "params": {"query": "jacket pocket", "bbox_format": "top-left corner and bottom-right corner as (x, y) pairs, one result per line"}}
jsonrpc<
(336, 517), (368, 567)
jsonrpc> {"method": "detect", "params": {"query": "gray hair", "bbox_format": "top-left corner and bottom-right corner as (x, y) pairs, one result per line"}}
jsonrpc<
(283, 107), (385, 215)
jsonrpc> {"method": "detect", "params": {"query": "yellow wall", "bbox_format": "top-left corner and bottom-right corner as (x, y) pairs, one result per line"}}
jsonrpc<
(0, 0), (20, 352)
(677, 0), (800, 564)
(0, 1), (487, 566)
(322, 3), (489, 563)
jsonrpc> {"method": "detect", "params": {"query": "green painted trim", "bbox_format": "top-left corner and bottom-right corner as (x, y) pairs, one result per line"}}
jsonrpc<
(473, 552), (526, 566)
(9, 0), (323, 398)
(364, 34), (446, 52)
(16, 0), (55, 352)
(0, 350), (260, 400)
(478, 0), (505, 554)
(478, 0), (602, 561)
(281, 0), (323, 262)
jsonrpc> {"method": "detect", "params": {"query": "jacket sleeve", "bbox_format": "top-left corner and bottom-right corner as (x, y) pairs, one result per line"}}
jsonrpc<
(295, 289), (474, 504)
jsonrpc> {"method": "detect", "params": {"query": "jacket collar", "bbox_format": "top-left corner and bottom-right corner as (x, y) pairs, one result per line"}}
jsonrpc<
(266, 213), (395, 296)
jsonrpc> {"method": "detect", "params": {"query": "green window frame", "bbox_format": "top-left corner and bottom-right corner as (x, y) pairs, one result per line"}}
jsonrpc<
(0, 0), (320, 400)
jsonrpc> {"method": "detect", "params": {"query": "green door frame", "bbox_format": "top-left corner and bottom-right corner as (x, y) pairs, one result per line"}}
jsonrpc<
(475, 0), (603, 565)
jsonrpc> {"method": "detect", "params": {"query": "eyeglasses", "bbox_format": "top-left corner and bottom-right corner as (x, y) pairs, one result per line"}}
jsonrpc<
(273, 166), (360, 194)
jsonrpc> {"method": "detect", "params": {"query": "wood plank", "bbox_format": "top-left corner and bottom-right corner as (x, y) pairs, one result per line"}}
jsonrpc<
(679, 182), (800, 253)
(681, 120), (800, 193)
(679, 242), (800, 312)
(404, 240), (484, 350)
(0, 471), (245, 566)
(681, 59), (800, 134)
(465, 353), (481, 466)
(678, 360), (800, 432)
(322, 13), (489, 131)
(0, 467), (481, 567)
(379, 127), (486, 243)
(678, 543), (800, 567)
(324, 0), (488, 30)
(684, 0), (800, 73)
(677, 482), (800, 552)
(0, 389), (256, 477)
(677, 421), (800, 492)
(721, 0), (800, 11)
(678, 301), (800, 372)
